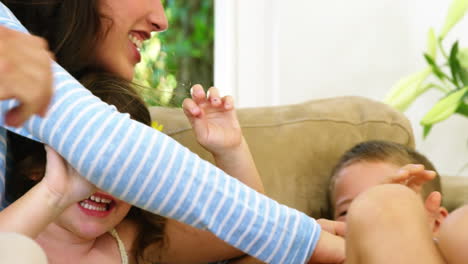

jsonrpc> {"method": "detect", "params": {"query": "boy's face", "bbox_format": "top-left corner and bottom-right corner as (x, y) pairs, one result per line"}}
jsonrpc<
(332, 161), (401, 221)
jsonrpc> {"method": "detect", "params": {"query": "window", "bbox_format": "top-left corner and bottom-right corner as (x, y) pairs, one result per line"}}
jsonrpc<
(134, 0), (214, 107)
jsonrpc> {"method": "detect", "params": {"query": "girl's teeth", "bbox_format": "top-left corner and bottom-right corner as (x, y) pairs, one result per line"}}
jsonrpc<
(88, 195), (112, 204)
(80, 201), (106, 212)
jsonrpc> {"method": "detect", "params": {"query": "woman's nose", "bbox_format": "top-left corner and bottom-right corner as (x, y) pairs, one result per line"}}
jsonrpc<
(148, 0), (168, 32)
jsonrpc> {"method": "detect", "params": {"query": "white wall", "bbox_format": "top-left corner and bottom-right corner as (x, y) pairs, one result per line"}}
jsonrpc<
(214, 0), (468, 176)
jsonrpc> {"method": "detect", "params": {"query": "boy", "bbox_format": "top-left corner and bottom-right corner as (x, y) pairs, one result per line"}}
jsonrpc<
(329, 140), (467, 264)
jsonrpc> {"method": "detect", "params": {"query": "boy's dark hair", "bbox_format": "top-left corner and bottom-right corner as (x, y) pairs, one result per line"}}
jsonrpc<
(328, 140), (442, 212)
(6, 73), (166, 263)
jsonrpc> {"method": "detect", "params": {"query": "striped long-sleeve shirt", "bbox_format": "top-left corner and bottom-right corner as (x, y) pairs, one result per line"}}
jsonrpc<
(0, 3), (321, 263)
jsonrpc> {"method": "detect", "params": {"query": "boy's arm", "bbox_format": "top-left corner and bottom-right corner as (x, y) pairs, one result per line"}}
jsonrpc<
(183, 85), (264, 193)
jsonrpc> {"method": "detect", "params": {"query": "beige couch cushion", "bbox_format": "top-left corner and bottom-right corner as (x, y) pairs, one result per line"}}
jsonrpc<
(151, 96), (418, 218)
(441, 176), (468, 212)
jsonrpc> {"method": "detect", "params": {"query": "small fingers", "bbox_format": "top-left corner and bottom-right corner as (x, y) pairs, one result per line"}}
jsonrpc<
(222, 95), (235, 110)
(391, 164), (425, 183)
(407, 170), (436, 187)
(190, 84), (207, 105)
(207, 87), (221, 106)
(182, 98), (201, 117)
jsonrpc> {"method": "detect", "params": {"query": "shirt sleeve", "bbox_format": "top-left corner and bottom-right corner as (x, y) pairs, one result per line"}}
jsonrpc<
(0, 4), (321, 263)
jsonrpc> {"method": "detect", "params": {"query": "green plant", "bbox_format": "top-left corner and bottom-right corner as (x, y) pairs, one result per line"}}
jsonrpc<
(134, 0), (214, 107)
(385, 0), (468, 137)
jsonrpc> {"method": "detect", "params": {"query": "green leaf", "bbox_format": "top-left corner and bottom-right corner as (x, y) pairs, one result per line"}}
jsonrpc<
(457, 47), (468, 85)
(460, 69), (468, 86)
(384, 68), (432, 111)
(457, 101), (468, 117)
(440, 0), (468, 39)
(423, 125), (433, 139)
(449, 41), (461, 87)
(421, 87), (468, 125)
(427, 28), (438, 59)
(458, 47), (468, 68)
(424, 54), (450, 81)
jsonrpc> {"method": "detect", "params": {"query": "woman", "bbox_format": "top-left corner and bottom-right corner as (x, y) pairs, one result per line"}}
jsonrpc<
(0, 1), (343, 263)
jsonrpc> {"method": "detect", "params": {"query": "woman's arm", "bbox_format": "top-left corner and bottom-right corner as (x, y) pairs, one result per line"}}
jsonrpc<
(147, 85), (265, 263)
(0, 4), (324, 263)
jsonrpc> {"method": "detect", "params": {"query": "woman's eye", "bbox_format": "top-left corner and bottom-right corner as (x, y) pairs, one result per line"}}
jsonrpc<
(338, 210), (347, 217)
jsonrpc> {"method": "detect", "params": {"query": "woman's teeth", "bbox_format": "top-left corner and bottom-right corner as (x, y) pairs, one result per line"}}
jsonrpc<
(129, 34), (143, 49)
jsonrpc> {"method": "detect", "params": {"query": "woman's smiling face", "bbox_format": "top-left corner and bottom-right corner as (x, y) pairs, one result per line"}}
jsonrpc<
(94, 0), (168, 81)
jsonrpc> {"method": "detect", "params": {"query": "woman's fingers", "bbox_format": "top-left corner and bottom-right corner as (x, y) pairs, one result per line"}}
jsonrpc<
(0, 26), (54, 126)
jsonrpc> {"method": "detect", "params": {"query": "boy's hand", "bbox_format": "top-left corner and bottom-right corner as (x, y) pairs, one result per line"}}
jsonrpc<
(385, 164), (436, 195)
(41, 146), (96, 209)
(0, 26), (54, 127)
(182, 85), (242, 156)
(308, 231), (345, 264)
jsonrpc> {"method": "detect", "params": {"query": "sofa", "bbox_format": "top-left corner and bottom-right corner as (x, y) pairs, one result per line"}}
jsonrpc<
(150, 96), (468, 217)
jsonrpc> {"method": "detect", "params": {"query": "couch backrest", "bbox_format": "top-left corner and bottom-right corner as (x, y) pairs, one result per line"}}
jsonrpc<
(150, 96), (415, 218)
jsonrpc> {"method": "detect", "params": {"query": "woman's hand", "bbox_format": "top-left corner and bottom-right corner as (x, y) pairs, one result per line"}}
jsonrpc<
(182, 84), (241, 156)
(41, 146), (96, 209)
(0, 26), (54, 127)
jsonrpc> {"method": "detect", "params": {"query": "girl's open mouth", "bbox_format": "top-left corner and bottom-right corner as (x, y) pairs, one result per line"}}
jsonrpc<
(78, 193), (116, 218)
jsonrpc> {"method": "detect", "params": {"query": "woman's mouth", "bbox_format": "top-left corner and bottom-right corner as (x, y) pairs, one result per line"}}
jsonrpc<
(78, 193), (116, 218)
(128, 33), (143, 64)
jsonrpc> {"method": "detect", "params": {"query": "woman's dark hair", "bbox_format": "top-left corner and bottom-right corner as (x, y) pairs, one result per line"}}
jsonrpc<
(3, 0), (103, 78)
(4, 1), (169, 261)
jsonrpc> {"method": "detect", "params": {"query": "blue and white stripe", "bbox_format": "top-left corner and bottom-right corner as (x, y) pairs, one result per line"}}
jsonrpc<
(0, 3), (320, 263)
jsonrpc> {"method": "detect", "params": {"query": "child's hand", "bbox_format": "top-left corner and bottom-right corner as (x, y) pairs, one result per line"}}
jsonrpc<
(182, 85), (242, 156)
(308, 231), (345, 264)
(385, 164), (436, 195)
(317, 219), (346, 237)
(41, 146), (96, 209)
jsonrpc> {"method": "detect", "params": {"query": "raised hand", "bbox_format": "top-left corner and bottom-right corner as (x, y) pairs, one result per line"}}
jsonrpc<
(182, 84), (264, 193)
(0, 26), (54, 127)
(384, 164), (436, 195)
(41, 146), (96, 209)
(182, 84), (241, 156)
